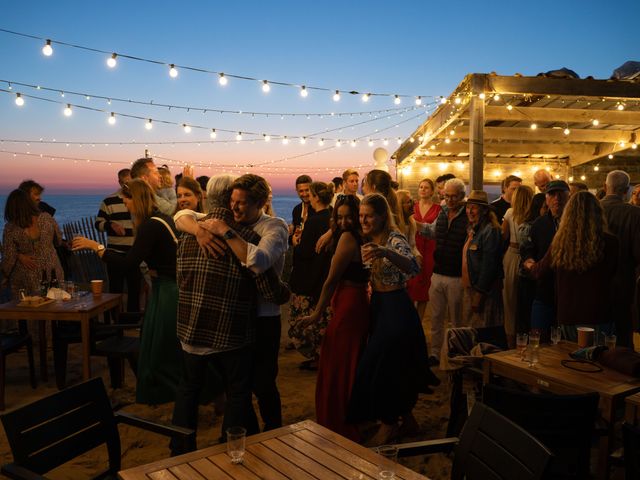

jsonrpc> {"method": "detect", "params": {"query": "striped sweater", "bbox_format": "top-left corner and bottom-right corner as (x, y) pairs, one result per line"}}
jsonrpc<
(94, 191), (135, 252)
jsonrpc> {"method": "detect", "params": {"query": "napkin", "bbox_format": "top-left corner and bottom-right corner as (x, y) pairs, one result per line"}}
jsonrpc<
(46, 288), (71, 300)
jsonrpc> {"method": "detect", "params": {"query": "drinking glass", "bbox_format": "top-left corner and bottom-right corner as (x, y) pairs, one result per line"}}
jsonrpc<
(375, 445), (398, 479)
(226, 426), (246, 464)
(550, 326), (562, 345)
(527, 344), (539, 368)
(604, 334), (616, 350)
(516, 333), (528, 361)
(529, 330), (541, 348)
(361, 244), (373, 269)
(65, 281), (77, 299)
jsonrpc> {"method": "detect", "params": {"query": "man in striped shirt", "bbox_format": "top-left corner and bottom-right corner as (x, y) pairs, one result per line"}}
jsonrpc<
(95, 168), (140, 312)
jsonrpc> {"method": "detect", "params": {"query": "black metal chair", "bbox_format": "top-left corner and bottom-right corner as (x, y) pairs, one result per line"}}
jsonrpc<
(482, 383), (599, 479)
(623, 421), (640, 480)
(0, 320), (37, 411)
(0, 376), (194, 480)
(392, 401), (552, 480)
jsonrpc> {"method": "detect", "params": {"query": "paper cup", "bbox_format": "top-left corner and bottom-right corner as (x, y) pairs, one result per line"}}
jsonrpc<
(91, 279), (103, 296)
(577, 327), (594, 348)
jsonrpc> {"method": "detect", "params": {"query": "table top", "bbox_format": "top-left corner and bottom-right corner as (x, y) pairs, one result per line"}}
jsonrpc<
(485, 341), (640, 401)
(118, 420), (430, 480)
(0, 293), (121, 320)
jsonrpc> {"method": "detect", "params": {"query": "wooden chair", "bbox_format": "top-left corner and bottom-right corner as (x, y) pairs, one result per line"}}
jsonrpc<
(623, 421), (640, 480)
(0, 321), (37, 410)
(392, 401), (552, 480)
(0, 377), (194, 480)
(482, 383), (599, 479)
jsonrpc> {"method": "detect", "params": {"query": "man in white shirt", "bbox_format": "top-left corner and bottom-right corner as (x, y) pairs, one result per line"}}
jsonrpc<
(199, 174), (288, 431)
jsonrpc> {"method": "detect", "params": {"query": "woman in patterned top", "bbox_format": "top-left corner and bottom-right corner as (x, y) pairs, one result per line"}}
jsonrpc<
(347, 193), (439, 446)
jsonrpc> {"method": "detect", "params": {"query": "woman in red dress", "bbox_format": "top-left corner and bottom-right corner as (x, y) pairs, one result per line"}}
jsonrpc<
(407, 178), (441, 320)
(301, 195), (369, 442)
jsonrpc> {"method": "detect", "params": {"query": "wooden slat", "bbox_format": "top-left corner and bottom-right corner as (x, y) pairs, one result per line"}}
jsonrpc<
(445, 126), (635, 144)
(169, 460), (214, 479)
(247, 442), (317, 480)
(148, 470), (179, 480)
(207, 454), (261, 480)
(212, 451), (289, 480)
(468, 106), (640, 125)
(488, 75), (640, 99)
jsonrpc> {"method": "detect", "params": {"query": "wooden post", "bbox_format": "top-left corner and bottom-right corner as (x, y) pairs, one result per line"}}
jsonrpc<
(469, 74), (486, 191)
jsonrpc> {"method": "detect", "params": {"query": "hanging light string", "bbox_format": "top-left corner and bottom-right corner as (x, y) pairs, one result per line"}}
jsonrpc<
(1, 87), (433, 143)
(0, 28), (438, 104)
(0, 79), (421, 119)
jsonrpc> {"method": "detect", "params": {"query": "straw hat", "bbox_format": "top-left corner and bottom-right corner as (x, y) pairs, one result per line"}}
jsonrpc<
(466, 190), (489, 206)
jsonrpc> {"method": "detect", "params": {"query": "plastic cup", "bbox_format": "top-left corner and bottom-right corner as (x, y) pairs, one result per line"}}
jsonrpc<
(226, 426), (246, 464)
(577, 327), (595, 348)
(516, 333), (528, 361)
(375, 445), (398, 479)
(90, 280), (103, 296)
(529, 330), (541, 348)
(550, 326), (562, 345)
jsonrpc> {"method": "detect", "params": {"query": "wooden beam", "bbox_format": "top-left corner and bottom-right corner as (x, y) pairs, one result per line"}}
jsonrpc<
(568, 144), (638, 167)
(469, 75), (486, 190)
(427, 141), (594, 157)
(488, 75), (640, 99)
(461, 106), (640, 125)
(444, 126), (636, 144)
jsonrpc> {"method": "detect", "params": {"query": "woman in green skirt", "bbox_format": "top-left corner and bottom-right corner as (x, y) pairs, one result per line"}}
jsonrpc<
(74, 179), (181, 404)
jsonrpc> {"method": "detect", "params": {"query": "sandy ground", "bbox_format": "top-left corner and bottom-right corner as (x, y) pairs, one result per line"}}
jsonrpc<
(0, 305), (452, 479)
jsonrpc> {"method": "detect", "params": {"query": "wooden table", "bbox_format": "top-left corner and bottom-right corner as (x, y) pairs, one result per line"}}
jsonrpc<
(483, 341), (640, 479)
(0, 293), (122, 381)
(118, 420), (430, 480)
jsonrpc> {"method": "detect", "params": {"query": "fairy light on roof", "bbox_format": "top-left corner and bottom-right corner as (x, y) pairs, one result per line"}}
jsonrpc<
(107, 53), (117, 68)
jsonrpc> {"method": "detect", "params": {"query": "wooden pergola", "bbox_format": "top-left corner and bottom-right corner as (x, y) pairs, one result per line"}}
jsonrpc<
(393, 73), (640, 191)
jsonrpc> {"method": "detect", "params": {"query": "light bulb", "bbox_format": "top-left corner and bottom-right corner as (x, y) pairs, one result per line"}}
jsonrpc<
(415, 96), (422, 105)
(454, 97), (461, 105)
(530, 123), (537, 130)
(592, 119), (599, 126)
(63, 104), (72, 117)
(449, 129), (455, 136)
(396, 138), (402, 144)
(42, 39), (53, 56)
(440, 163), (448, 172)
(440, 97), (447, 104)
(580, 175), (586, 181)
(479, 93), (486, 100)
(108, 112), (116, 125)
(368, 139), (374, 147)
(218, 73), (228, 86)
(183, 124), (191, 133)
(236, 132), (243, 141)
(506, 104), (513, 111)
(336, 140), (342, 147)
(617, 103), (624, 111)
(107, 53), (117, 68)
(594, 165), (600, 171)
(318, 138), (324, 146)
(564, 128), (570, 135)
(619, 141), (626, 147)
(300, 86), (308, 97)
(383, 139), (389, 146)
(608, 154), (614, 159)
(362, 93), (370, 102)
(169, 64), (178, 78)
(300, 137), (306, 145)
(632, 143), (638, 150)
(444, 138), (451, 144)
(263, 134), (271, 142)
(333, 90), (340, 102)
(394, 95), (401, 105)
(262, 80), (270, 93)
(568, 176), (574, 182)
(145, 119), (153, 130)
(15, 93), (24, 106)
(210, 129), (217, 139)
(493, 94), (501, 101)
(350, 140), (357, 148)
(282, 136), (289, 145)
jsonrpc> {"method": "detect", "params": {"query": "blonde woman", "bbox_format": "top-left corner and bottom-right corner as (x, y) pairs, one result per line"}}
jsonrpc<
(525, 191), (618, 340)
(501, 185), (533, 346)
(347, 193), (439, 446)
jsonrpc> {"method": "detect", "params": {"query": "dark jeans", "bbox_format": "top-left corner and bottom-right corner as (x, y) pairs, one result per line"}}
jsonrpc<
(170, 346), (258, 454)
(107, 262), (141, 313)
(253, 315), (282, 431)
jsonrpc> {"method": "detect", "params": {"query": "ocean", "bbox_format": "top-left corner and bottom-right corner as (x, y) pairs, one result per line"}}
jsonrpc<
(0, 194), (301, 236)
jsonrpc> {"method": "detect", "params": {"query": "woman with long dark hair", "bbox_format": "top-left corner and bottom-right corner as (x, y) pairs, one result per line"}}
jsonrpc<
(74, 179), (181, 405)
(302, 194), (369, 441)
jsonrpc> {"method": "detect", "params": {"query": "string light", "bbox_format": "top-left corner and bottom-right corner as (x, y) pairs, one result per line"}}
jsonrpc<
(362, 93), (370, 102)
(210, 128), (216, 139)
(580, 175), (586, 181)
(506, 104), (513, 111)
(592, 119), (599, 126)
(299, 137), (306, 145)
(318, 138), (324, 146)
(145, 119), (153, 130)
(568, 176), (574, 182)
(394, 95), (401, 105)
(218, 73), (228, 86)
(42, 39), (53, 56)
(263, 134), (271, 142)
(479, 93), (486, 100)
(262, 80), (270, 93)
(351, 140), (357, 147)
(183, 124), (191, 133)
(563, 128), (570, 135)
(396, 137), (402, 145)
(454, 96), (462, 105)
(617, 103), (625, 111)
(336, 140), (342, 147)
(108, 112), (116, 125)
(15, 93), (24, 106)
(594, 165), (599, 171)
(633, 143), (638, 150)
(236, 132), (243, 141)
(415, 96), (422, 105)
(333, 90), (341, 102)
(608, 154), (614, 159)
(530, 123), (537, 130)
(300, 86), (308, 98)
(440, 97), (447, 104)
(493, 94), (501, 101)
(368, 139), (374, 147)
(282, 136), (289, 145)
(169, 64), (178, 78)
(107, 53), (117, 68)
(63, 104), (72, 116)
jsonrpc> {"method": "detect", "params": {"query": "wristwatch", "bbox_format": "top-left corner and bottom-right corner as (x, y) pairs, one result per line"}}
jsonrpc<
(223, 229), (235, 240)
(96, 244), (106, 253)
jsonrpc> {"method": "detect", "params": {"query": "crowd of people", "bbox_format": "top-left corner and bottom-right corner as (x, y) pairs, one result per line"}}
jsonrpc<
(1, 159), (640, 449)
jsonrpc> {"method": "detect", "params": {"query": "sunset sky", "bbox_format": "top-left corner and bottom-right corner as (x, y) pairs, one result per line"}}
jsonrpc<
(1, 1), (638, 195)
